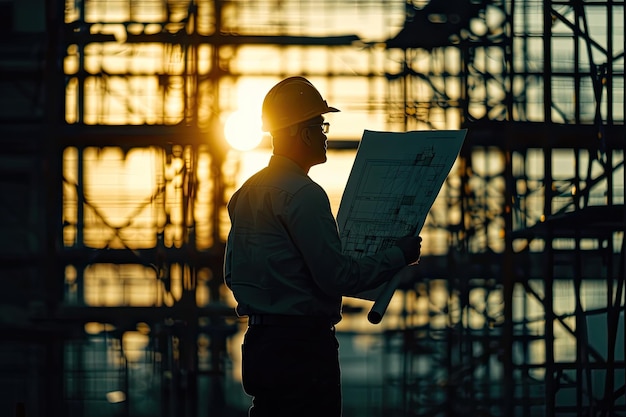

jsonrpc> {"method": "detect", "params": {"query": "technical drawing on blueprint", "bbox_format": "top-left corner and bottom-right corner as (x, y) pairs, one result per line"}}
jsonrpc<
(337, 129), (467, 259)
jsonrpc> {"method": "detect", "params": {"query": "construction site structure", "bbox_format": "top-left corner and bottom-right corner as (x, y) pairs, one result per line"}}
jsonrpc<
(0, 1), (624, 416)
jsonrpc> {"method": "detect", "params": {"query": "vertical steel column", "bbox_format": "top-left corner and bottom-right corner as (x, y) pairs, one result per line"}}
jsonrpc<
(44, 1), (68, 416)
(543, 146), (555, 417)
(503, 146), (515, 417)
(542, 4), (555, 413)
(543, 1), (552, 125)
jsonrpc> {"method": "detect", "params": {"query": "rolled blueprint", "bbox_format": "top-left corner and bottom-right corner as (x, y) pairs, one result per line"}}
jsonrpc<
(367, 265), (417, 324)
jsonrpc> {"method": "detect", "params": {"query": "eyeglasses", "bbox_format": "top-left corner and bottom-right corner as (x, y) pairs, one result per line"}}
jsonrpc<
(307, 122), (330, 134)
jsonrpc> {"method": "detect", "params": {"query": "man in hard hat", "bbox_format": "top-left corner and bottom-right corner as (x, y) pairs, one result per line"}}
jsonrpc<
(224, 76), (422, 417)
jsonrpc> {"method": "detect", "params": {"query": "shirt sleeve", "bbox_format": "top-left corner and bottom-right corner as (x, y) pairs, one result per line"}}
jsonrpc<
(286, 182), (406, 297)
(223, 190), (238, 290)
(224, 230), (233, 289)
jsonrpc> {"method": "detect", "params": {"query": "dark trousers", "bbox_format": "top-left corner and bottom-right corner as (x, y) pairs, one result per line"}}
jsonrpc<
(241, 323), (342, 417)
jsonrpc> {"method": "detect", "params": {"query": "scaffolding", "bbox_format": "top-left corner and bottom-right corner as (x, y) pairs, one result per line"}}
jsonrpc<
(0, 0), (624, 416)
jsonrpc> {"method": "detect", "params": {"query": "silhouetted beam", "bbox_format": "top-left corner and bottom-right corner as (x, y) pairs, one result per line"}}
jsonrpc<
(465, 121), (625, 150)
(123, 32), (361, 46)
(511, 205), (626, 239)
(51, 305), (237, 323)
(53, 124), (207, 147)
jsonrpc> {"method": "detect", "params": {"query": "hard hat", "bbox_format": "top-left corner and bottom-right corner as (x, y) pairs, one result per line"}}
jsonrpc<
(261, 76), (340, 132)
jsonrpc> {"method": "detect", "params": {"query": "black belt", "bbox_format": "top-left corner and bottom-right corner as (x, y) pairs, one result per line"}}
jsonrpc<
(248, 314), (334, 329)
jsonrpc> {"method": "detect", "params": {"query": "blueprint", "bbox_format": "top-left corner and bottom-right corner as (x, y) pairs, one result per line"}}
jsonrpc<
(337, 129), (466, 314)
(337, 129), (467, 259)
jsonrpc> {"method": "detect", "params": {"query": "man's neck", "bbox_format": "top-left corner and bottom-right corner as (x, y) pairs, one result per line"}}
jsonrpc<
(273, 150), (311, 174)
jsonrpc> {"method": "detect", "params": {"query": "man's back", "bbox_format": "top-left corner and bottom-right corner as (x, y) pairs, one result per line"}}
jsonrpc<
(225, 155), (343, 321)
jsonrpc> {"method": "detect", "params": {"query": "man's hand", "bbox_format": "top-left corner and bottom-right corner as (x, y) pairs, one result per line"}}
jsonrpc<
(394, 235), (422, 265)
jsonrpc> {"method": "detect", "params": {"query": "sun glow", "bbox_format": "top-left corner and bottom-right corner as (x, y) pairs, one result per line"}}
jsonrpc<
(224, 78), (277, 151)
(224, 109), (264, 151)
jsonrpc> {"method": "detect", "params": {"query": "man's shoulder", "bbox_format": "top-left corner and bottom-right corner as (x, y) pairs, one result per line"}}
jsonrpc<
(273, 170), (318, 196)
(234, 165), (315, 195)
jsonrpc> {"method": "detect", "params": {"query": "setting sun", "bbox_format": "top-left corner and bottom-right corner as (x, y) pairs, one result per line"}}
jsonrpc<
(224, 109), (265, 151)
(224, 78), (277, 151)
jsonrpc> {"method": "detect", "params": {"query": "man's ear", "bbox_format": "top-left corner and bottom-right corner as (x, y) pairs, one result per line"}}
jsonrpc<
(300, 127), (311, 146)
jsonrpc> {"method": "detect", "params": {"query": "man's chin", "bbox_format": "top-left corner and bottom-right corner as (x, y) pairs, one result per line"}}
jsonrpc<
(312, 156), (327, 167)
